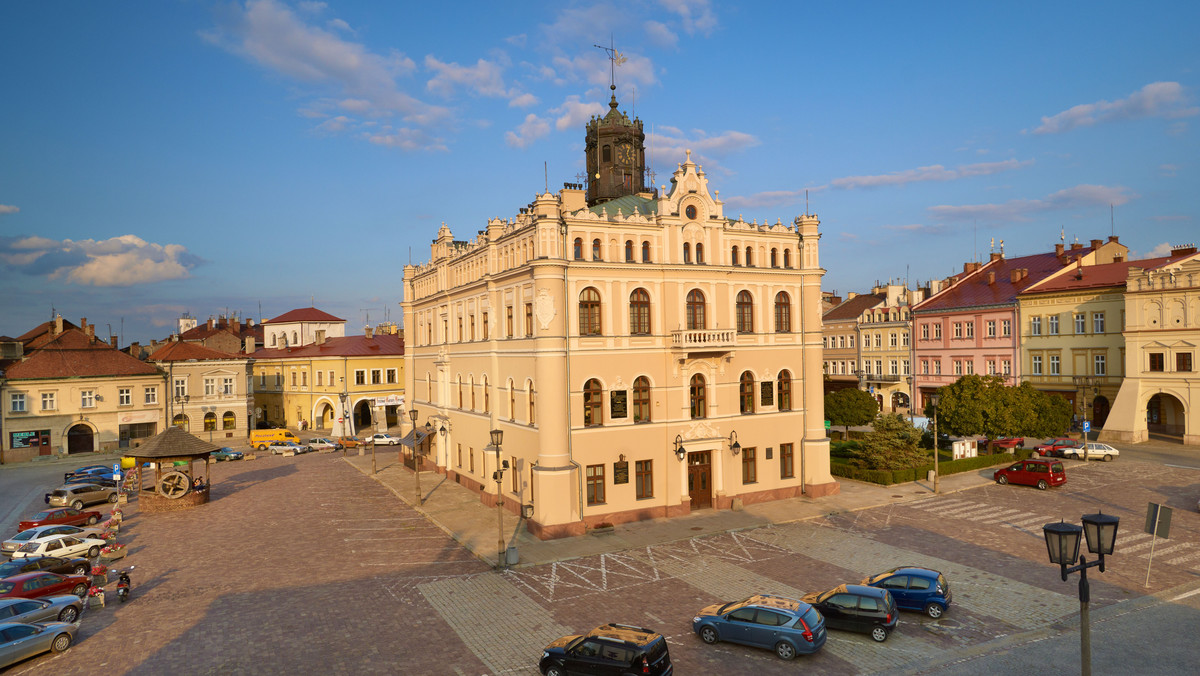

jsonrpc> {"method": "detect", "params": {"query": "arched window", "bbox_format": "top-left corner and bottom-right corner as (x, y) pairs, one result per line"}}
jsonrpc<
(625, 240), (634, 262)
(632, 376), (651, 423)
(629, 288), (651, 335)
(457, 376), (463, 408)
(583, 379), (603, 426)
(777, 370), (792, 411)
(602, 144), (611, 162)
(771, 248), (778, 267)
(689, 374), (707, 419)
(683, 242), (691, 263)
(696, 243), (705, 264)
(731, 246), (740, 265)
(204, 412), (217, 431)
(508, 379), (516, 421)
(775, 292), (792, 333)
(527, 380), (536, 425)
(736, 291), (754, 333)
(745, 247), (754, 267)
(470, 376), (476, 410)
(642, 241), (650, 262)
(686, 290), (706, 330)
(579, 287), (602, 335)
(573, 238), (583, 260)
(292, 331), (298, 345)
(173, 414), (189, 431)
(222, 411), (236, 429)
(271, 334), (277, 347)
(783, 249), (791, 268)
(592, 238), (601, 261)
(482, 375), (489, 413)
(739, 372), (756, 414)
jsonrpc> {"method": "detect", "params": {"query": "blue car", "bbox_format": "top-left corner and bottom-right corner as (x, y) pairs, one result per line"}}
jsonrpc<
(212, 447), (244, 461)
(692, 594), (826, 660)
(862, 567), (952, 618)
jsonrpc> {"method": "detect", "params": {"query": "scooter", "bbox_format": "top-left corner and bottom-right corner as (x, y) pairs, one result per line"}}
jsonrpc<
(116, 566), (135, 603)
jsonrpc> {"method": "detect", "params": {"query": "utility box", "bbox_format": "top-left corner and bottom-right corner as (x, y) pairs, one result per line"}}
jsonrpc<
(952, 439), (978, 460)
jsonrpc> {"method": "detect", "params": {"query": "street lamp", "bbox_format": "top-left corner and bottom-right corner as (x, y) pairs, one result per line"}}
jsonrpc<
(728, 430), (740, 455)
(490, 428), (507, 571)
(1042, 512), (1120, 676)
(673, 434), (687, 461)
(929, 393), (941, 494)
(906, 376), (914, 425)
(409, 408), (422, 505)
(1073, 375), (1096, 459)
(174, 394), (190, 431)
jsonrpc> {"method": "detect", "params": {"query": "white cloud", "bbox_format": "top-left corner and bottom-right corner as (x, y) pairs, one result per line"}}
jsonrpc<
(882, 223), (949, 235)
(552, 95), (605, 131)
(0, 205), (18, 215)
(326, 18), (352, 33)
(644, 20), (678, 48)
(1159, 163), (1179, 177)
(722, 187), (825, 210)
(315, 115), (354, 133)
(424, 55), (509, 98)
(831, 159), (1033, 190)
(659, 0), (718, 36)
(0, 234), (200, 286)
(646, 127), (760, 171)
(1031, 82), (1199, 134)
(504, 114), (551, 149)
(928, 184), (1135, 222)
(505, 34), (527, 48)
(1141, 242), (1174, 258)
(366, 127), (447, 152)
(509, 92), (538, 108)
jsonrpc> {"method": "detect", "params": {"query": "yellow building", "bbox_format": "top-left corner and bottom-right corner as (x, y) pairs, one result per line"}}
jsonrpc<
(148, 340), (254, 444)
(403, 94), (832, 540)
(1101, 247), (1200, 444)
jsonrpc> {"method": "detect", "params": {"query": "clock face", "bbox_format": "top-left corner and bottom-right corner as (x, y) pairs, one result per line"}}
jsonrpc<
(617, 143), (634, 165)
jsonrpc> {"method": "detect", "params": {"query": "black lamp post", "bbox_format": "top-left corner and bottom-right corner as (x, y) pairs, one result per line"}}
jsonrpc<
(174, 394), (190, 431)
(929, 393), (940, 493)
(728, 430), (740, 455)
(673, 434), (686, 461)
(409, 408), (421, 505)
(906, 376), (914, 424)
(1043, 512), (1120, 676)
(490, 428), (506, 570)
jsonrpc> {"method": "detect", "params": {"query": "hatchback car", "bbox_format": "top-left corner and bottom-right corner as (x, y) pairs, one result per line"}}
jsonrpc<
(307, 438), (341, 452)
(801, 585), (898, 642)
(539, 623), (672, 676)
(0, 556), (91, 579)
(45, 483), (118, 509)
(267, 441), (311, 455)
(0, 621), (76, 668)
(1, 526), (103, 556)
(62, 465), (111, 483)
(1064, 443), (1119, 462)
(338, 436), (363, 448)
(17, 508), (101, 532)
(212, 447), (244, 461)
(11, 535), (106, 560)
(0, 596), (84, 625)
(862, 567), (952, 618)
(0, 573), (89, 600)
(692, 594), (826, 659)
(1033, 438), (1081, 457)
(993, 458), (1067, 490)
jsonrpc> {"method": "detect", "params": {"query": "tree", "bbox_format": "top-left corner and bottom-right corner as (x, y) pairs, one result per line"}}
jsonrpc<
(929, 375), (1072, 441)
(859, 414), (927, 470)
(825, 388), (878, 435)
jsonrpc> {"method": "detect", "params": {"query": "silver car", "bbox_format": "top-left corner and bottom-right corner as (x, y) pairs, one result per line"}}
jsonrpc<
(0, 621), (76, 669)
(46, 483), (118, 510)
(0, 596), (83, 625)
(1, 526), (104, 556)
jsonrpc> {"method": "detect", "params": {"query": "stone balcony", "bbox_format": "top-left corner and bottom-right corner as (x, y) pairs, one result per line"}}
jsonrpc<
(671, 328), (737, 351)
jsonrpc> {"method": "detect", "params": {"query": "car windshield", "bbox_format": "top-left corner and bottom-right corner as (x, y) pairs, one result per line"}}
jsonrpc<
(32, 511), (53, 520)
(816, 589), (837, 604)
(865, 570), (896, 584)
(11, 530), (39, 542)
(18, 543), (40, 552)
(717, 599), (750, 614)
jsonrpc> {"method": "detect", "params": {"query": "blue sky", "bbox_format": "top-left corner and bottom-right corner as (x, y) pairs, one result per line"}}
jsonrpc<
(2, 1), (1197, 344)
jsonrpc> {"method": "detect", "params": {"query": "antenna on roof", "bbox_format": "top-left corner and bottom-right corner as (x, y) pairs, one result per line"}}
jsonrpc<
(545, 161), (548, 194)
(1111, 204), (1115, 237)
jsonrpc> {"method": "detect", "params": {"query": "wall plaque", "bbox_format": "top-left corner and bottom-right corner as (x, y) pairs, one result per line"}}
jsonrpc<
(613, 460), (629, 484)
(610, 390), (628, 419)
(760, 381), (774, 407)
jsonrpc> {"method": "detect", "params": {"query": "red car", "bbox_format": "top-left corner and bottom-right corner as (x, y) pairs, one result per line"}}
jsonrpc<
(0, 572), (89, 600)
(17, 508), (101, 532)
(1033, 438), (1081, 457)
(994, 458), (1067, 490)
(986, 437), (1025, 451)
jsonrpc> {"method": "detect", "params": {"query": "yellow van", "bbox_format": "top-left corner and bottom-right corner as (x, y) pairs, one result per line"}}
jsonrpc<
(248, 429), (300, 450)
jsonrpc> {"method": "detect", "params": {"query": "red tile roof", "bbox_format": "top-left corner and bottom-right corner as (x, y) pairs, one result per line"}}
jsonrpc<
(179, 321), (263, 342)
(264, 308), (346, 324)
(5, 329), (161, 379)
(251, 333), (404, 359)
(1023, 257), (1171, 294)
(914, 248), (1093, 313)
(148, 341), (247, 362)
(17, 319), (81, 351)
(823, 294), (885, 321)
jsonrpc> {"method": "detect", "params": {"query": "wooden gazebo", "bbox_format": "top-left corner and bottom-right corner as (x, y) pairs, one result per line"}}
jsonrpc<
(127, 426), (220, 513)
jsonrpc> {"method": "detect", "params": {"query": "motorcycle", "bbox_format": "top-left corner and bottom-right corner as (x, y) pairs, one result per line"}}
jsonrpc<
(116, 566), (135, 603)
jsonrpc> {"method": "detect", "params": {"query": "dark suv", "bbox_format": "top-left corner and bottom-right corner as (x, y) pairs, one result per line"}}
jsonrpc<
(539, 623), (672, 676)
(802, 584), (898, 642)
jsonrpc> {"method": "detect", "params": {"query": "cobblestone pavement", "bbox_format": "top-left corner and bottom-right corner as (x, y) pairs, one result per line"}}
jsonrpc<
(6, 454), (1198, 675)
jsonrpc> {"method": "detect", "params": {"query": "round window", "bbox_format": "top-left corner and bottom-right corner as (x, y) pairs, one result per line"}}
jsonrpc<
(685, 205), (697, 220)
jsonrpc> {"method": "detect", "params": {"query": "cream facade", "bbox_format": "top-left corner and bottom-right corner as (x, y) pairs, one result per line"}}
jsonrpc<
(149, 342), (255, 444)
(857, 283), (922, 413)
(403, 148), (833, 540)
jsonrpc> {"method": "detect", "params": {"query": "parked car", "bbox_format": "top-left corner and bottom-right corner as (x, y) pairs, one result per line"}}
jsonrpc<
(985, 437), (1024, 451)
(338, 436), (363, 448)
(64, 475), (117, 489)
(0, 620), (77, 668)
(1064, 442), (1120, 462)
(367, 433), (401, 446)
(0, 573), (89, 600)
(17, 508), (101, 533)
(267, 441), (311, 455)
(1033, 437), (1081, 457)
(861, 567), (952, 618)
(692, 594), (826, 660)
(211, 447), (244, 461)
(62, 466), (112, 483)
(801, 584), (898, 642)
(307, 438), (341, 452)
(11, 534), (106, 560)
(2, 526), (103, 557)
(0, 556), (91, 579)
(44, 483), (118, 510)
(539, 623), (673, 676)
(993, 458), (1067, 490)
(0, 595), (84, 625)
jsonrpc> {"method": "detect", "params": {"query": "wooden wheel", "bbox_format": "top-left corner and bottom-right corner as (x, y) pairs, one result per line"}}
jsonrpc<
(158, 471), (190, 498)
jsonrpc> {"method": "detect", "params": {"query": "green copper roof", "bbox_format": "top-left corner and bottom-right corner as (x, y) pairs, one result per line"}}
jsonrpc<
(583, 195), (658, 217)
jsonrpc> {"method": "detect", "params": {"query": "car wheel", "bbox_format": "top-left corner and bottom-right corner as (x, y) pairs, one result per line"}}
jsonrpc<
(74, 564), (88, 575)
(1067, 453), (1078, 460)
(871, 626), (889, 642)
(87, 515), (99, 525)
(71, 583), (87, 597)
(71, 500), (84, 510)
(544, 667), (564, 676)
(775, 641), (797, 660)
(1104, 454), (1114, 462)
(58, 606), (80, 623)
(996, 475), (1009, 485)
(51, 633), (72, 653)
(108, 493), (119, 503)
(699, 626), (719, 644)
(1037, 479), (1049, 490)
(925, 603), (944, 619)
(258, 444), (268, 451)
(87, 546), (100, 558)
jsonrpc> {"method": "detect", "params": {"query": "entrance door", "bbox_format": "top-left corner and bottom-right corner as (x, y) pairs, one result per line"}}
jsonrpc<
(687, 451), (712, 509)
(1092, 396), (1110, 428)
(66, 425), (94, 454)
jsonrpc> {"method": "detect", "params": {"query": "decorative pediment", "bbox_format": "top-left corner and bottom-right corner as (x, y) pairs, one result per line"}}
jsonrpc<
(683, 420), (721, 440)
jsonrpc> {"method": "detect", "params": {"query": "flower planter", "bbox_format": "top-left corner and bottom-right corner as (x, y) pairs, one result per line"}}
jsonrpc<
(589, 525), (615, 536)
(99, 550), (127, 564)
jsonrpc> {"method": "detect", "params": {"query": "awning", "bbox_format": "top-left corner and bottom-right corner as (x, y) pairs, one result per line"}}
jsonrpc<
(399, 428), (429, 448)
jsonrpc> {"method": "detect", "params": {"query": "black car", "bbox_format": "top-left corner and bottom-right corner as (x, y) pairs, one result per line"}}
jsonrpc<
(0, 556), (91, 579)
(539, 623), (673, 676)
(801, 584), (898, 642)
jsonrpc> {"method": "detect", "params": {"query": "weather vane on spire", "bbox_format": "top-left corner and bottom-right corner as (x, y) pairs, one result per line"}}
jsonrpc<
(594, 36), (626, 91)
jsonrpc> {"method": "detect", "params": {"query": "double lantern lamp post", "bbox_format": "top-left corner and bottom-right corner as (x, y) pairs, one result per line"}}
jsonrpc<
(1042, 512), (1120, 676)
(490, 428), (508, 571)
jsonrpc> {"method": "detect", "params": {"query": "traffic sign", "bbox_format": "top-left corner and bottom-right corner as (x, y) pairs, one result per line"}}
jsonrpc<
(1082, 421), (1091, 433)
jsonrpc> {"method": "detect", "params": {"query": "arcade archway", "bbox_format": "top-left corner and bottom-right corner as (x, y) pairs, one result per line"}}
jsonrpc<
(1147, 393), (1186, 441)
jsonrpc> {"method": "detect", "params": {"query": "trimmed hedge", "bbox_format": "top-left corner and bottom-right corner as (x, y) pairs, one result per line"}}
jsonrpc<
(830, 451), (1019, 485)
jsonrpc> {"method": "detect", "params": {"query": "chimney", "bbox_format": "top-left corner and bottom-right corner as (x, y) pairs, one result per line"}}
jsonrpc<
(1171, 243), (1198, 257)
(207, 318), (214, 330)
(364, 326), (374, 339)
(1108, 235), (1120, 244)
(1010, 269), (1022, 283)
(1055, 243), (1065, 256)
(987, 271), (996, 284)
(1090, 238), (1103, 250)
(52, 315), (63, 336)
(1071, 242), (1083, 250)
(80, 317), (88, 331)
(244, 336), (255, 353)
(989, 252), (1002, 262)
(110, 335), (119, 348)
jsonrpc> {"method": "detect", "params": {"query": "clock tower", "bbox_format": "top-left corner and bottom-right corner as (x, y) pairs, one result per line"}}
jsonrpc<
(585, 85), (647, 206)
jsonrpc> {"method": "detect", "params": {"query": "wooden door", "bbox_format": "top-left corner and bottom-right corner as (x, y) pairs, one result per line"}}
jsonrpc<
(687, 451), (712, 509)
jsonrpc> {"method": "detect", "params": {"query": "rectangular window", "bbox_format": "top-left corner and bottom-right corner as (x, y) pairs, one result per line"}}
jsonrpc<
(1002, 320), (1011, 337)
(317, 371), (323, 387)
(875, 360), (882, 374)
(848, 335), (855, 348)
(987, 320), (996, 337)
(742, 447), (757, 484)
(525, 303), (533, 336)
(1094, 354), (1107, 376)
(482, 312), (489, 340)
(965, 361), (973, 375)
(290, 372), (297, 387)
(1076, 313), (1086, 334)
(934, 361), (942, 375)
(205, 378), (217, 396)
(987, 360), (996, 375)
(10, 393), (26, 413)
(902, 332), (909, 346)
(933, 324), (942, 339)
(890, 333), (898, 347)
(1178, 353), (1194, 372)
(275, 374), (282, 387)
(1032, 355), (1043, 375)
(1093, 313), (1105, 334)
(1048, 315), (1059, 335)
(1050, 355), (1060, 375)
(1003, 360), (1011, 375)
(328, 370), (335, 387)
(1149, 353), (1164, 372)
(635, 460), (653, 499)
(41, 392), (56, 411)
(874, 334), (881, 347)
(260, 373), (267, 388)
(469, 447), (475, 473)
(921, 324), (929, 340)
(1030, 317), (1042, 336)
(512, 457), (519, 493)
(889, 360), (898, 375)
(174, 378), (187, 398)
(780, 443), (794, 478)
(355, 370), (366, 385)
(953, 323), (962, 339)
(371, 369), (382, 385)
(386, 369), (397, 384)
(965, 322), (974, 338)
(586, 464), (605, 505)
(921, 360), (929, 375)
(506, 306), (514, 338)
(144, 387), (157, 405)
(456, 444), (462, 468)
(458, 317), (463, 342)
(954, 361), (963, 376)
(469, 314), (475, 341)
(864, 360), (872, 374)
(119, 388), (131, 406)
